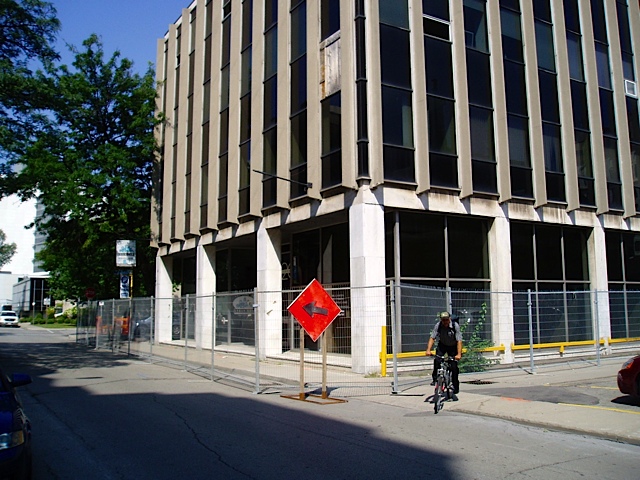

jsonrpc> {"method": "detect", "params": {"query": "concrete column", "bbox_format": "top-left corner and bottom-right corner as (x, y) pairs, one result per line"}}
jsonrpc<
(155, 254), (173, 344)
(349, 182), (386, 374)
(589, 224), (611, 344)
(488, 215), (515, 363)
(256, 225), (282, 358)
(196, 243), (215, 350)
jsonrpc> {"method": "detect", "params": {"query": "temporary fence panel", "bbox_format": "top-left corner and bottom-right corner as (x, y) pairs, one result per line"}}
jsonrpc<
(609, 290), (640, 338)
(80, 284), (640, 396)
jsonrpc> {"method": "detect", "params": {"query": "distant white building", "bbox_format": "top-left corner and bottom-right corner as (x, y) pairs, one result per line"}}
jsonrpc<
(0, 195), (49, 311)
(0, 194), (36, 275)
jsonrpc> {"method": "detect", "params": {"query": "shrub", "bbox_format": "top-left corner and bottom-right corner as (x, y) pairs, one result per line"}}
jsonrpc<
(458, 302), (497, 373)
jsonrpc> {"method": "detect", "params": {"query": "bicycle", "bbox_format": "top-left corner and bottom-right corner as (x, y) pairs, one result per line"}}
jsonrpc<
(433, 355), (457, 414)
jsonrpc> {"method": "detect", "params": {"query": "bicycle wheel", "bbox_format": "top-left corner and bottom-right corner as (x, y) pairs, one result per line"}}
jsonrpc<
(434, 378), (445, 414)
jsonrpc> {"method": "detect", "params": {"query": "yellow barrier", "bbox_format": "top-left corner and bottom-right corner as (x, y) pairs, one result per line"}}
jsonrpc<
(380, 329), (640, 376)
(379, 326), (505, 377)
(511, 337), (640, 354)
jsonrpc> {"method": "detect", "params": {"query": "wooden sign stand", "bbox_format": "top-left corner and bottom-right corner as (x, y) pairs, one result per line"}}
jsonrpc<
(281, 329), (347, 405)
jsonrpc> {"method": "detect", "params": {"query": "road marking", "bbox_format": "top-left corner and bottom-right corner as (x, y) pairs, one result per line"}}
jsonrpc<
(572, 385), (619, 390)
(558, 403), (640, 415)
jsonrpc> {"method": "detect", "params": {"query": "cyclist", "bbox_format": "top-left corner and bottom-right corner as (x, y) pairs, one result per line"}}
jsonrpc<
(425, 311), (462, 395)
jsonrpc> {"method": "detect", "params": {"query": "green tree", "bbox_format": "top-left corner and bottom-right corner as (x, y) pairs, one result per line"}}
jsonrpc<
(2, 36), (161, 299)
(0, 229), (17, 268)
(0, 0), (60, 163)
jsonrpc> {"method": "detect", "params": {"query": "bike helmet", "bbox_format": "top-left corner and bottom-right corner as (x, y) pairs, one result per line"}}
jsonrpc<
(439, 311), (451, 320)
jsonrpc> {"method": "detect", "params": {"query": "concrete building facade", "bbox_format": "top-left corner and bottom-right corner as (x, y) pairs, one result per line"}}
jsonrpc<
(152, 0), (640, 372)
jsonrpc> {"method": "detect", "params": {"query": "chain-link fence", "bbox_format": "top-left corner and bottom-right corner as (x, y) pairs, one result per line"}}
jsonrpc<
(76, 283), (640, 396)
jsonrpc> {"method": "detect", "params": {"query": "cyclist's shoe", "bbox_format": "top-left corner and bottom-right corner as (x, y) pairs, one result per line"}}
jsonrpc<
(452, 394), (459, 402)
(430, 380), (436, 386)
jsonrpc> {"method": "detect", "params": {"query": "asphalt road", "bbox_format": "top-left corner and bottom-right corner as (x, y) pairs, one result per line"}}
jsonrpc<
(1, 326), (638, 480)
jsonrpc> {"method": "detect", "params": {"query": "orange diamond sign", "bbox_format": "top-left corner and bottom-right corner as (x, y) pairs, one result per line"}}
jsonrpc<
(287, 279), (342, 342)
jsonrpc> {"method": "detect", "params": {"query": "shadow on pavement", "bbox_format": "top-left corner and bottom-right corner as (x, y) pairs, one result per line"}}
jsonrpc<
(1, 338), (459, 479)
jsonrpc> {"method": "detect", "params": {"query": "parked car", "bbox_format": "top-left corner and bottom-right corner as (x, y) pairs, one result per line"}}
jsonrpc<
(617, 355), (640, 397)
(133, 316), (152, 341)
(0, 368), (32, 479)
(0, 310), (19, 327)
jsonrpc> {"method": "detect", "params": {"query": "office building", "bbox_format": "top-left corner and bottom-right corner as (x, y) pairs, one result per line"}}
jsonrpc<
(152, 0), (640, 372)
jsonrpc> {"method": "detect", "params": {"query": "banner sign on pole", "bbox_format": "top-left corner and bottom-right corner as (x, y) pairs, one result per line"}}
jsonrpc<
(116, 240), (136, 267)
(119, 274), (130, 299)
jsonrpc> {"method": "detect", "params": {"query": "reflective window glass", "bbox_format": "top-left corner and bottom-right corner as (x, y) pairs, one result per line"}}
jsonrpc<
(428, 97), (456, 155)
(467, 49), (492, 107)
(463, 0), (489, 53)
(425, 37), (453, 98)
(535, 21), (555, 72)
(500, 8), (523, 63)
(291, 2), (306, 60)
(382, 86), (414, 148)
(321, 0), (340, 40)
(380, 25), (412, 88)
(566, 32), (584, 81)
(423, 0), (449, 20)
(595, 43), (611, 89)
(504, 61), (527, 115)
(469, 106), (495, 162)
(543, 123), (563, 172)
(507, 115), (530, 167)
(379, 0), (409, 28)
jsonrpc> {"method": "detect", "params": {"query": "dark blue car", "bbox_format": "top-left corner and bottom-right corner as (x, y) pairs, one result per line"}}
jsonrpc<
(0, 368), (32, 480)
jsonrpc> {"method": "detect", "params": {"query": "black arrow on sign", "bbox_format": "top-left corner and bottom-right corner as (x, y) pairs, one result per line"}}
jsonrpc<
(303, 301), (328, 317)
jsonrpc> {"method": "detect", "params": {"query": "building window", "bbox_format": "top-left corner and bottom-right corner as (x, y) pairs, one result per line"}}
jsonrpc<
(534, 0), (564, 202)
(627, 98), (640, 212)
(321, 92), (342, 189)
(218, 2), (232, 224)
(564, 0), (595, 206)
(290, 0), (307, 200)
(385, 211), (490, 290)
(238, 0), (253, 216)
(424, 5), (457, 188)
(464, 0), (496, 194)
(501, 1), (532, 198)
(606, 230), (640, 338)
(321, 0), (339, 40)
(511, 222), (591, 344)
(617, 0), (640, 212)
(380, 0), (414, 183)
(591, 0), (622, 210)
(262, 0), (278, 208)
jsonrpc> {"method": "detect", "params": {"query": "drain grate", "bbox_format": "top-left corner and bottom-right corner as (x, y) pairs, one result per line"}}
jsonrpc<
(464, 380), (496, 385)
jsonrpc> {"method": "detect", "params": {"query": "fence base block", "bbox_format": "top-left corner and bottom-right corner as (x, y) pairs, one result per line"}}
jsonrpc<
(280, 392), (348, 404)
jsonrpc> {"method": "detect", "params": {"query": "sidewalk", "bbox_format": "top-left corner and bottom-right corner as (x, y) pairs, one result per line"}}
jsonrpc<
(382, 358), (640, 446)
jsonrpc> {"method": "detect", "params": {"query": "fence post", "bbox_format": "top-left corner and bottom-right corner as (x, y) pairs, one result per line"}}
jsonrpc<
(527, 289), (535, 373)
(96, 301), (102, 350)
(111, 298), (116, 353)
(211, 294), (216, 381)
(127, 296), (133, 356)
(390, 281), (398, 394)
(184, 294), (189, 369)
(253, 288), (260, 394)
(150, 296), (154, 357)
(594, 290), (601, 367)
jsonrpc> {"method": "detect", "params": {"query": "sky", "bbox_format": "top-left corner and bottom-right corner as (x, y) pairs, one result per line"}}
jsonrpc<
(1, 1), (190, 278)
(52, 0), (191, 74)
